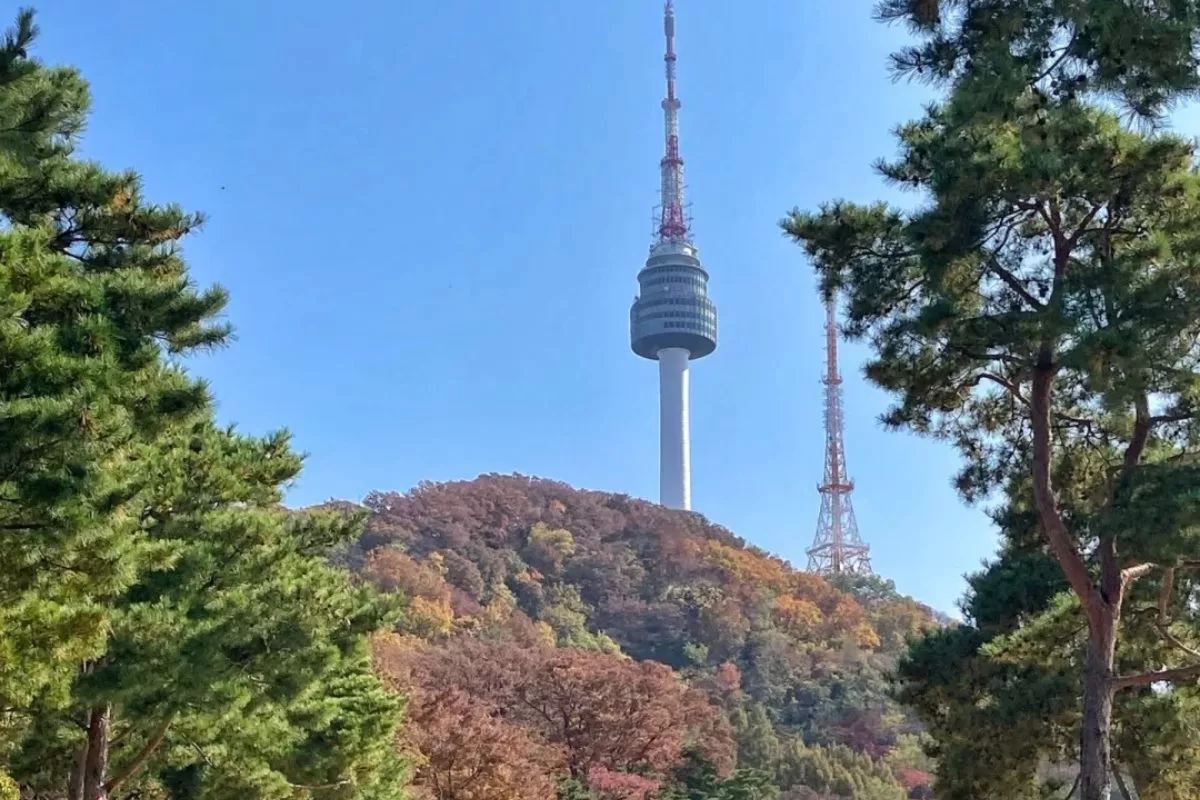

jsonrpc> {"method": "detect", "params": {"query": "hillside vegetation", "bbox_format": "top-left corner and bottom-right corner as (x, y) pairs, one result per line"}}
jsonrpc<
(336, 475), (943, 799)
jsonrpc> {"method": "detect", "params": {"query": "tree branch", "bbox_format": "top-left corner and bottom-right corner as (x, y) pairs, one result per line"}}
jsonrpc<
(977, 372), (1028, 403)
(1158, 566), (1176, 621)
(1150, 410), (1197, 425)
(105, 715), (174, 794)
(1114, 664), (1200, 691)
(986, 256), (1045, 309)
(1120, 562), (1157, 585)
(1112, 766), (1135, 800)
(1152, 565), (1200, 660)
(1030, 359), (1099, 622)
(1155, 624), (1200, 662)
(1121, 394), (1152, 485)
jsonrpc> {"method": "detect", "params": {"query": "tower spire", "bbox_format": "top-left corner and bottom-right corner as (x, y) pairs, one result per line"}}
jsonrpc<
(658, 0), (688, 243)
(807, 295), (872, 575)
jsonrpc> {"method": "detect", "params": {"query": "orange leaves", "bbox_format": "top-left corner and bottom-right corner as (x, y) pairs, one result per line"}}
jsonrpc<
(363, 549), (450, 604)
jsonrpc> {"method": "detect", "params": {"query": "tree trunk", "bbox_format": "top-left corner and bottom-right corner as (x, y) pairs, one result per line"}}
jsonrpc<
(67, 743), (87, 800)
(1080, 621), (1116, 800)
(83, 705), (111, 800)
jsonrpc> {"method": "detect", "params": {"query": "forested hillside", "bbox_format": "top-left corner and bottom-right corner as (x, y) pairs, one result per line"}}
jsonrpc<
(333, 475), (943, 799)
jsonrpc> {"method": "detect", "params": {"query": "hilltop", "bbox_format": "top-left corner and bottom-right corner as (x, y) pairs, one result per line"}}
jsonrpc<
(329, 474), (943, 799)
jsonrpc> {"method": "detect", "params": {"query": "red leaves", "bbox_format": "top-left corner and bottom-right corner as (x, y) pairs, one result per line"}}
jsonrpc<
(376, 637), (734, 798)
(586, 765), (661, 800)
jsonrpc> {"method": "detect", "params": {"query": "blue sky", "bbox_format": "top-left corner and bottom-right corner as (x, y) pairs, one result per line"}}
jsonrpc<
(31, 0), (1002, 613)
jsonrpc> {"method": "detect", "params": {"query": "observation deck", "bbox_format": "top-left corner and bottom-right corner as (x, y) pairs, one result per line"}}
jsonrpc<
(630, 240), (718, 360)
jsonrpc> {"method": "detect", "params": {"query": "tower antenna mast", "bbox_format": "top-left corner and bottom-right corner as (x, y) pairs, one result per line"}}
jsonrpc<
(807, 296), (872, 575)
(658, 0), (687, 242)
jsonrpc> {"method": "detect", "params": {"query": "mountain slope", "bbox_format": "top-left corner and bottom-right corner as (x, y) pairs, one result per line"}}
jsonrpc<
(333, 474), (941, 798)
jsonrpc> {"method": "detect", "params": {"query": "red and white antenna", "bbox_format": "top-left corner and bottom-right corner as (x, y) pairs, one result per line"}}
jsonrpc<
(657, 0), (689, 243)
(807, 297), (873, 575)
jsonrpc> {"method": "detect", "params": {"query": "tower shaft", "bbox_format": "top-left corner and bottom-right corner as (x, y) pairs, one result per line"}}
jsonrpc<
(807, 297), (872, 575)
(658, 347), (691, 509)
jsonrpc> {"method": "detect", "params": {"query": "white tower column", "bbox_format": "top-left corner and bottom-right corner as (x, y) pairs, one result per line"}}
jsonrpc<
(657, 347), (691, 510)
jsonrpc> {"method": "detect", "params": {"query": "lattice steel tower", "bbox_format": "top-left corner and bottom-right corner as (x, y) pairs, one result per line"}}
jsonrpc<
(807, 297), (872, 575)
(630, 0), (718, 511)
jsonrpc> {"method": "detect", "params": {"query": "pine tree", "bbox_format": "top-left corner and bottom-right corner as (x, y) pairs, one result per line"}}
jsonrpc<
(0, 5), (223, 748)
(0, 11), (405, 798)
(784, 7), (1200, 795)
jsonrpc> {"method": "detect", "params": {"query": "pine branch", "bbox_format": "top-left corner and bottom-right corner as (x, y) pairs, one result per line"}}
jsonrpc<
(986, 256), (1044, 309)
(1030, 359), (1099, 621)
(105, 715), (173, 794)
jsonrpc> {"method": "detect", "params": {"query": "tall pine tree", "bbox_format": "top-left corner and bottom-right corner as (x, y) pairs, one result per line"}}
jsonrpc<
(785, 3), (1200, 798)
(0, 10), (405, 799)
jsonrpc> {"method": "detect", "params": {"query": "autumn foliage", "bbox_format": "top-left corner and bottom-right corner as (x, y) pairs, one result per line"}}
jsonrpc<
(376, 636), (735, 798)
(339, 475), (940, 798)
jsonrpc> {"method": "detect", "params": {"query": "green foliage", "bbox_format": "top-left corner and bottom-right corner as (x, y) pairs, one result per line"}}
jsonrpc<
(0, 11), (405, 798)
(659, 750), (779, 800)
(898, 546), (1200, 799)
(875, 0), (1200, 122)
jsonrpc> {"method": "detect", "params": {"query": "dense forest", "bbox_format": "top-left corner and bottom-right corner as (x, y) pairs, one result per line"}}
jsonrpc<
(332, 475), (944, 799)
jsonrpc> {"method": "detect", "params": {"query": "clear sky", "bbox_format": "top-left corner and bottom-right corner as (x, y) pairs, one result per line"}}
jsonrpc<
(30, 0), (1003, 613)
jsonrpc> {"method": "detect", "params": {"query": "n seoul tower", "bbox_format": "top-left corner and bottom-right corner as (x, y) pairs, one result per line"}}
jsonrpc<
(630, 1), (718, 511)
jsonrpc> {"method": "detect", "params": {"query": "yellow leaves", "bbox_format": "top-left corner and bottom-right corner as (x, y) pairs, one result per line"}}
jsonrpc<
(403, 596), (454, 641)
(703, 540), (791, 593)
(534, 621), (557, 648)
(0, 771), (16, 800)
(852, 623), (881, 650)
(773, 595), (823, 638)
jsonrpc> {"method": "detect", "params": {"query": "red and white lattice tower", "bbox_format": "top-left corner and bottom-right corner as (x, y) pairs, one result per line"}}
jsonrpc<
(806, 297), (872, 575)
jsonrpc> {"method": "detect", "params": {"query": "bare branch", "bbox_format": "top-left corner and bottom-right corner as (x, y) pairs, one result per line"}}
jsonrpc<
(1121, 563), (1158, 585)
(1066, 201), (1103, 248)
(1158, 566), (1176, 621)
(1114, 664), (1200, 691)
(977, 372), (1028, 403)
(1150, 565), (1200, 660)
(1033, 34), (1078, 85)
